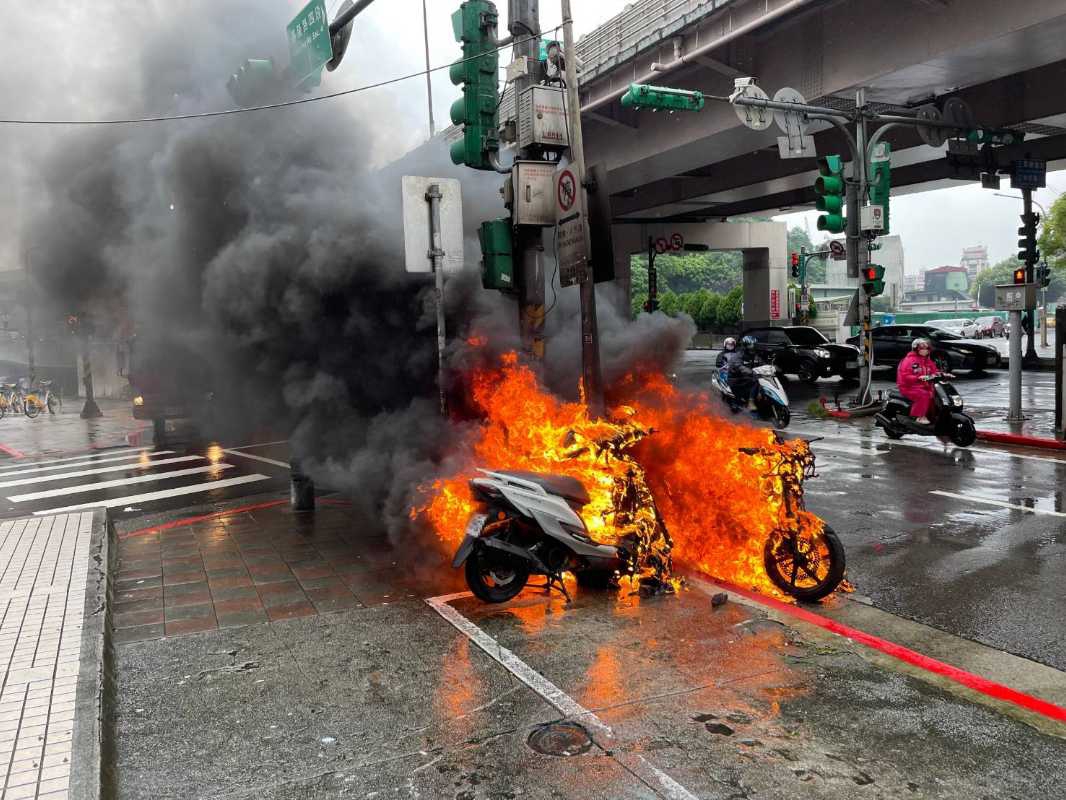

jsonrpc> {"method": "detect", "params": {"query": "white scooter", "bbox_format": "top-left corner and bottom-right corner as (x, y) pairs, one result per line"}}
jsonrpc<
(711, 363), (791, 429)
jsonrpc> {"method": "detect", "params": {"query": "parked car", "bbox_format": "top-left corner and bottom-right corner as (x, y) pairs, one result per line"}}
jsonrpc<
(846, 324), (1001, 374)
(974, 315), (1006, 338)
(926, 318), (980, 338)
(745, 326), (861, 383)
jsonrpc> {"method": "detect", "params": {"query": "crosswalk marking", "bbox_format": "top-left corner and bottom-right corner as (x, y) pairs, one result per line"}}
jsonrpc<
(0, 456), (203, 490)
(0, 449), (176, 479)
(6, 464), (236, 503)
(34, 474), (272, 515)
(222, 449), (289, 469)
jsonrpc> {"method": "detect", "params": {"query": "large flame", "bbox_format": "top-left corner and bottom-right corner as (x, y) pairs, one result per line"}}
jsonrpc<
(415, 353), (826, 596)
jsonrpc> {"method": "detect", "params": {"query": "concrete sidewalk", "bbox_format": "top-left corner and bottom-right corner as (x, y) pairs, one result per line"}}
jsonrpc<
(0, 511), (110, 800)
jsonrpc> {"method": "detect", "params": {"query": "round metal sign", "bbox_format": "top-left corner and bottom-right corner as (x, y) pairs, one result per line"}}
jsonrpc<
(733, 85), (772, 131)
(670, 233), (684, 251)
(915, 104), (946, 148)
(941, 97), (974, 135)
(772, 87), (808, 135)
(655, 238), (669, 255)
(828, 239), (846, 259)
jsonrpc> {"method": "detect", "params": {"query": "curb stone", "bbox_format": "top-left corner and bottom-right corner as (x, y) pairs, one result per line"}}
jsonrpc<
(69, 509), (117, 800)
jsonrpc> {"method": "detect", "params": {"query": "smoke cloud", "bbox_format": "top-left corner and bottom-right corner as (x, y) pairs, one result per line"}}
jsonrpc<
(9, 0), (693, 543)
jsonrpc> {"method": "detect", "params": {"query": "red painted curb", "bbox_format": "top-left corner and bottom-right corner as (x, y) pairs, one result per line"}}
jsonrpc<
(976, 430), (1066, 451)
(703, 575), (1066, 724)
(0, 444), (27, 459)
(120, 498), (288, 539)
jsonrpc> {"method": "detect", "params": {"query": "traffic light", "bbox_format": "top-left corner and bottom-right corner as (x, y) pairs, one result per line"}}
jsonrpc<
(815, 155), (846, 234)
(1017, 211), (1040, 266)
(790, 252), (800, 279)
(861, 264), (885, 297)
(1013, 266), (1027, 285)
(620, 83), (705, 113)
(227, 59), (276, 107)
(1037, 262), (1052, 288)
(449, 1), (500, 171)
(869, 142), (891, 235)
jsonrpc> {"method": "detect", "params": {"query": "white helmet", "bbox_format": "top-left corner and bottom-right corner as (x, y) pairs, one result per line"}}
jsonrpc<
(723, 337), (737, 351)
(912, 338), (931, 351)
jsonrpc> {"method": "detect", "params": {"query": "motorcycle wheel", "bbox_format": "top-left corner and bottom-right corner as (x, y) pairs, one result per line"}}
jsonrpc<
(882, 426), (904, 439)
(771, 404), (790, 429)
(951, 419), (976, 447)
(763, 524), (846, 603)
(464, 548), (530, 603)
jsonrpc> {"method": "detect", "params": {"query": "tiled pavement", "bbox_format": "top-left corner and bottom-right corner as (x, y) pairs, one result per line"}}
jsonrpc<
(114, 501), (439, 643)
(0, 513), (94, 800)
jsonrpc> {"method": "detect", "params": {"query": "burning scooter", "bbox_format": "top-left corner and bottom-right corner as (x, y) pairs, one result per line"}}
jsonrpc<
(451, 424), (844, 604)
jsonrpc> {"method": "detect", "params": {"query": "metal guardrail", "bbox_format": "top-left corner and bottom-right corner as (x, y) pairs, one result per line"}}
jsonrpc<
(575, 0), (734, 83)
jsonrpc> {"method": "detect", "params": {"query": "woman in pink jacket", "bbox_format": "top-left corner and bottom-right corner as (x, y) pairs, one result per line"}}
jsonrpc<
(896, 338), (940, 424)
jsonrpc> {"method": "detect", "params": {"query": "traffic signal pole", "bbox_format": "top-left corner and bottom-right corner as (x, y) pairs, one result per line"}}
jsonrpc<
(1021, 187), (1040, 366)
(511, 0), (546, 363)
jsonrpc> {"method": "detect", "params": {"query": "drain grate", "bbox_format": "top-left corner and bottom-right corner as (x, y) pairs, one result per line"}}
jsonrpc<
(527, 721), (593, 757)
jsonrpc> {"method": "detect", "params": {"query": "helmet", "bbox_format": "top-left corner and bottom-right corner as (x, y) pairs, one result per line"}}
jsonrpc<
(912, 338), (931, 351)
(723, 337), (737, 351)
(740, 335), (757, 351)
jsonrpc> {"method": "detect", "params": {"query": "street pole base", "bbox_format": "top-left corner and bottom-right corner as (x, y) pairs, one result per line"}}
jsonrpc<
(80, 399), (103, 419)
(1022, 353), (1041, 369)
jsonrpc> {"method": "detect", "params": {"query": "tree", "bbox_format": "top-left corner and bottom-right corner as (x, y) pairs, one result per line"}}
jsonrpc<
(698, 293), (721, 331)
(717, 286), (743, 331)
(1038, 193), (1066, 271)
(787, 226), (812, 257)
(971, 257), (1020, 307)
(658, 291), (681, 317)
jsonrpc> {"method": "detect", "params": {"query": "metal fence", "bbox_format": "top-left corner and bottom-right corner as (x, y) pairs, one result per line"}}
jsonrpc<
(575, 0), (735, 83)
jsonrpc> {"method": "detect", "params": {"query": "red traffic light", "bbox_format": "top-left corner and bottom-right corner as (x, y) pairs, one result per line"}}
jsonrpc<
(790, 253), (800, 267)
(862, 267), (877, 281)
(1013, 268), (1026, 284)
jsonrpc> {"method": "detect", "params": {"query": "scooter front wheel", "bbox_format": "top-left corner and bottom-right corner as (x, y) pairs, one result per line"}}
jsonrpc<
(464, 547), (530, 603)
(771, 404), (790, 429)
(951, 419), (976, 447)
(763, 524), (846, 603)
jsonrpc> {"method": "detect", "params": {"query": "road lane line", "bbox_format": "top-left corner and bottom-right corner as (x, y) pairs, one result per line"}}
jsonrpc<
(0, 449), (176, 478)
(222, 449), (289, 469)
(689, 577), (1066, 724)
(0, 455), (201, 489)
(34, 474), (272, 515)
(930, 490), (1066, 517)
(225, 440), (289, 451)
(800, 431), (1066, 466)
(426, 593), (701, 800)
(0, 448), (153, 472)
(7, 464), (236, 502)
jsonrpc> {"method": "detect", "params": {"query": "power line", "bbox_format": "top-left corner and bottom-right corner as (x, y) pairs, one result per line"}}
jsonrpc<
(0, 27), (559, 127)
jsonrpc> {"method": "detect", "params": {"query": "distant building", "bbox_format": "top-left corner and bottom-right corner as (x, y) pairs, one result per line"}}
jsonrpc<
(902, 272), (923, 293)
(923, 265), (969, 295)
(821, 234), (905, 304)
(960, 245), (989, 278)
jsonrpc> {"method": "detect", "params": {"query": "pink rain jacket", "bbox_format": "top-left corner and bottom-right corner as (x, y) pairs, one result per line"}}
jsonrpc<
(896, 350), (937, 418)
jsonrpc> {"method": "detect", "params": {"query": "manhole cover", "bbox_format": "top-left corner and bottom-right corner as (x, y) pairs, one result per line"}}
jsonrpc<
(527, 721), (593, 757)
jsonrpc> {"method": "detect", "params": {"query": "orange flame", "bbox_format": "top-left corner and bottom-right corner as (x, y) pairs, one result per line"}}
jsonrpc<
(414, 353), (826, 597)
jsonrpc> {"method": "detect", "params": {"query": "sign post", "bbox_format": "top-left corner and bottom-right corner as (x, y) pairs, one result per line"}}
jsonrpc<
(996, 283), (1037, 422)
(287, 0), (333, 88)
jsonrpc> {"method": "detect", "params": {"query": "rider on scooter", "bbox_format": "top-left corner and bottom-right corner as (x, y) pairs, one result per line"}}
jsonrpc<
(716, 337), (737, 369)
(727, 335), (759, 408)
(897, 338), (952, 425)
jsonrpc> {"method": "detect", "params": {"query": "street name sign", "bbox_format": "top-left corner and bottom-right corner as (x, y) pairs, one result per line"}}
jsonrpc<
(288, 0), (333, 87)
(401, 177), (464, 274)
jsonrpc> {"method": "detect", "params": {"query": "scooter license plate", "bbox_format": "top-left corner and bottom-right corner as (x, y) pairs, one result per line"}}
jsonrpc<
(452, 513), (488, 568)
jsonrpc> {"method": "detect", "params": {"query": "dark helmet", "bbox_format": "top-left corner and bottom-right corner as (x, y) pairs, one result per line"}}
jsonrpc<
(740, 335), (757, 351)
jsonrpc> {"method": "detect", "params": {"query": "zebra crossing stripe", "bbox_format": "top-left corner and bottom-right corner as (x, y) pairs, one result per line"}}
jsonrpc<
(7, 464), (236, 503)
(0, 456), (202, 490)
(0, 450), (176, 478)
(34, 474), (272, 515)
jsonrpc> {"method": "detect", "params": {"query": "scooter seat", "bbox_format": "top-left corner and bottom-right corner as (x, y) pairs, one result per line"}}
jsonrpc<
(497, 471), (591, 507)
(888, 391), (910, 403)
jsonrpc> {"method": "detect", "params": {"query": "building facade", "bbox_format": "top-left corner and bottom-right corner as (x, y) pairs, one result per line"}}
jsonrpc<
(960, 245), (989, 278)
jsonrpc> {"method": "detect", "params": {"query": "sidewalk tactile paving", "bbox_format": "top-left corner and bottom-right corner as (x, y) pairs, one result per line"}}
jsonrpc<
(0, 513), (92, 800)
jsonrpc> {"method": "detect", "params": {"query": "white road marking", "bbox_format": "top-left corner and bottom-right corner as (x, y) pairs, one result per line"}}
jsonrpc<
(0, 449), (176, 478)
(930, 490), (1066, 518)
(226, 439), (289, 451)
(426, 593), (700, 800)
(798, 430), (1066, 466)
(0, 455), (203, 489)
(222, 449), (289, 469)
(34, 473), (271, 515)
(7, 464), (236, 503)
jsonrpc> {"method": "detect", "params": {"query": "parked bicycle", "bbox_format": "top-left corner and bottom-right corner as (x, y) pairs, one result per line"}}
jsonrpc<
(0, 381), (24, 419)
(23, 380), (61, 418)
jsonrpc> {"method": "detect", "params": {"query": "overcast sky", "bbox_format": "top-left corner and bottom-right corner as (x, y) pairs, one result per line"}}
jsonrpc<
(3, 0), (1060, 277)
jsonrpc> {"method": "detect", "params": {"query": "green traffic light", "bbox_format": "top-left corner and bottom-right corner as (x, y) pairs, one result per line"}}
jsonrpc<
(448, 1), (500, 171)
(814, 153), (846, 234)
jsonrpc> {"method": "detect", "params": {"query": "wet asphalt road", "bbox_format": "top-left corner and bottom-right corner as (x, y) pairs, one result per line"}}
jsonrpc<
(681, 351), (1066, 672)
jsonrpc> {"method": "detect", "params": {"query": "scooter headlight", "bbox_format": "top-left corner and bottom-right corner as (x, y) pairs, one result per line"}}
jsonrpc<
(952, 396), (965, 408)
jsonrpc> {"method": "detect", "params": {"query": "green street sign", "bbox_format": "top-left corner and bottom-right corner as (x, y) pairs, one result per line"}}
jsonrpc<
(287, 0), (333, 87)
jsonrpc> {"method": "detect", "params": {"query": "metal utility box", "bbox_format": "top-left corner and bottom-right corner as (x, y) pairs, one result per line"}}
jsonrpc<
(479, 219), (515, 291)
(509, 161), (556, 227)
(517, 86), (568, 150)
(994, 283), (1038, 311)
